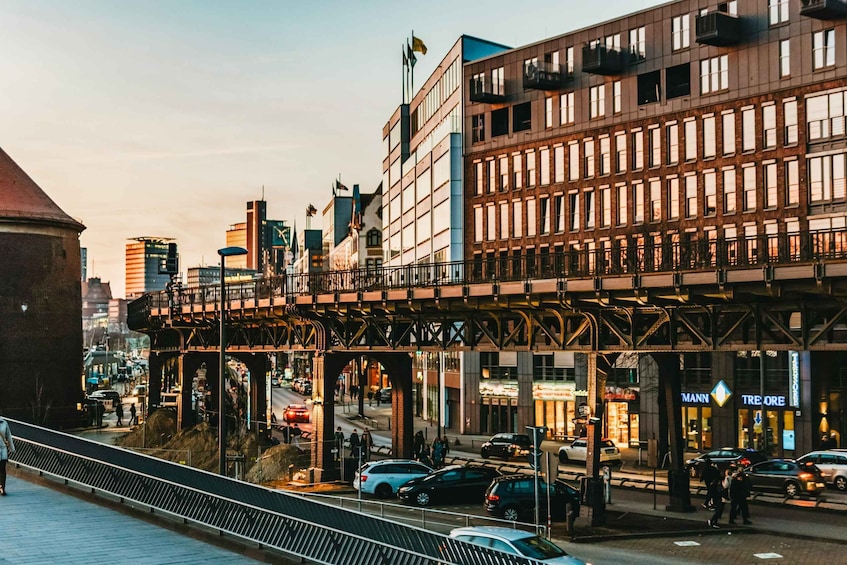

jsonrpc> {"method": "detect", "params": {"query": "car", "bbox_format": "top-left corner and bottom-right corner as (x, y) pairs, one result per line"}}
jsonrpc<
(283, 404), (310, 423)
(449, 526), (589, 564)
(397, 464), (501, 507)
(378, 387), (392, 402)
(271, 375), (281, 387)
(480, 433), (532, 460)
(352, 459), (432, 498)
(797, 450), (847, 491)
(685, 448), (767, 478)
(131, 384), (147, 397)
(558, 438), (621, 466)
(744, 459), (826, 498)
(87, 389), (121, 405)
(483, 474), (580, 522)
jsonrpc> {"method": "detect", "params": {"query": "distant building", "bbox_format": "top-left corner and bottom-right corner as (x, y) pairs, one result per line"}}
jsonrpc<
(225, 222), (248, 269)
(226, 201), (292, 276)
(185, 265), (256, 289)
(80, 247), (87, 282)
(125, 237), (175, 299)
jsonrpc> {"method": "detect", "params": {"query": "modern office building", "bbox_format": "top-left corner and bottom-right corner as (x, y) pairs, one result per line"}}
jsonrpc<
(226, 200), (292, 276)
(225, 222), (248, 269)
(124, 237), (175, 299)
(460, 0), (847, 456)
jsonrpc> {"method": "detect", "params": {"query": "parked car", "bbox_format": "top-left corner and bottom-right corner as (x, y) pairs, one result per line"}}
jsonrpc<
(397, 465), (500, 507)
(797, 450), (847, 491)
(483, 474), (580, 522)
(480, 433), (532, 460)
(87, 389), (121, 405)
(744, 459), (826, 498)
(353, 459), (432, 498)
(378, 387), (392, 402)
(131, 384), (147, 397)
(685, 448), (767, 478)
(449, 526), (588, 564)
(558, 438), (621, 466)
(282, 404), (310, 423)
(271, 375), (281, 387)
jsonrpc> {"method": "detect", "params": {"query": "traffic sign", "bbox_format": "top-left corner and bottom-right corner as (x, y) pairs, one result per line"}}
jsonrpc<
(526, 426), (547, 470)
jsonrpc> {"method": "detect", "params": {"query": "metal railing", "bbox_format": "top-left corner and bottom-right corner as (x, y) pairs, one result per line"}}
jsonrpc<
(8, 419), (545, 565)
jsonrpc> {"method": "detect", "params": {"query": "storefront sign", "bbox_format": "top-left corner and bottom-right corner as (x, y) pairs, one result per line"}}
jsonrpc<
(711, 380), (732, 407)
(681, 392), (710, 404)
(605, 386), (639, 401)
(741, 394), (786, 407)
(479, 380), (519, 398)
(532, 382), (576, 402)
(783, 429), (795, 451)
(788, 351), (800, 408)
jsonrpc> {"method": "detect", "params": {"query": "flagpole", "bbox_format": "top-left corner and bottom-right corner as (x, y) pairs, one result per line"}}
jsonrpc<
(411, 30), (415, 100)
(402, 43), (406, 104)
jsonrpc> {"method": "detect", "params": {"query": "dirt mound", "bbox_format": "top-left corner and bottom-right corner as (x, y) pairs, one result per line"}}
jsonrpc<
(245, 443), (309, 484)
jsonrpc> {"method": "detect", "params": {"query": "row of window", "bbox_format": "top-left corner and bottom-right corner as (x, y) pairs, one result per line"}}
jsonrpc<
(472, 158), (806, 242)
(473, 100), (799, 193)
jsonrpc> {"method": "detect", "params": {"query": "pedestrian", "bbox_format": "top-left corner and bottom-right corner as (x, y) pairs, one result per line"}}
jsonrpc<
(700, 456), (720, 511)
(419, 443), (433, 467)
(0, 415), (15, 495)
(728, 465), (752, 525)
(361, 428), (373, 462)
(821, 433), (833, 450)
(115, 402), (124, 427)
(708, 468), (730, 528)
(96, 401), (105, 428)
(129, 403), (137, 426)
(292, 423), (302, 446)
(441, 435), (450, 458)
(413, 430), (425, 460)
(432, 436), (445, 469)
(333, 426), (345, 461)
(349, 428), (360, 459)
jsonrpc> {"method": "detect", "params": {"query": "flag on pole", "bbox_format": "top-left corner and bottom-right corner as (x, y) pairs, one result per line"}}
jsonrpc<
(407, 42), (417, 68)
(335, 179), (349, 192)
(403, 46), (408, 67)
(412, 35), (427, 55)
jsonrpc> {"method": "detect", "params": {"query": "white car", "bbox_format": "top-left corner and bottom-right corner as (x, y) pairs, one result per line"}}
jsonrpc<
(449, 526), (590, 564)
(797, 450), (847, 491)
(352, 459), (432, 498)
(558, 438), (621, 465)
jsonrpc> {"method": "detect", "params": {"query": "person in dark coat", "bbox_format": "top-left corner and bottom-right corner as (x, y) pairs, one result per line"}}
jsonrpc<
(129, 403), (137, 426)
(700, 456), (721, 511)
(708, 468), (730, 528)
(333, 426), (345, 461)
(115, 402), (124, 427)
(349, 429), (361, 459)
(728, 466), (752, 525)
(360, 428), (373, 462)
(413, 431), (425, 460)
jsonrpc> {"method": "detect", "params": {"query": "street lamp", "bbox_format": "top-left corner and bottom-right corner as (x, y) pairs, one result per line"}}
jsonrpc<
(218, 246), (247, 476)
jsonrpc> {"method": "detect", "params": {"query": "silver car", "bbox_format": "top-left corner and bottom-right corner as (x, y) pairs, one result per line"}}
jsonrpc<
(449, 526), (590, 564)
(797, 450), (847, 491)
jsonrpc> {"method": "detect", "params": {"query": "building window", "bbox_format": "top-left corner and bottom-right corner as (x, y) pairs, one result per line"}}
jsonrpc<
(667, 177), (679, 220)
(569, 192), (580, 231)
(808, 153), (847, 204)
(700, 55), (729, 94)
(492, 107), (509, 137)
(472, 114), (485, 143)
(499, 155), (510, 191)
(554, 146), (565, 184)
(629, 26), (646, 61)
(540, 147), (550, 186)
(784, 99), (798, 145)
(612, 81), (622, 114)
(617, 184), (628, 226)
(813, 30), (835, 70)
(526, 151), (537, 188)
(554, 194), (565, 232)
(763, 162), (778, 209)
(488, 159), (496, 194)
(672, 14), (690, 51)
(633, 181), (644, 224)
(785, 159), (799, 206)
(475, 161), (483, 195)
(584, 139), (595, 179)
(684, 174), (697, 219)
(666, 63), (690, 99)
(568, 143), (579, 181)
(526, 198), (536, 237)
(742, 107), (755, 152)
(649, 178), (661, 222)
(667, 123), (679, 164)
(513, 154), (523, 189)
(590, 85), (605, 119)
(473, 206), (483, 242)
(600, 186), (611, 228)
(512, 200), (523, 238)
(703, 115), (716, 159)
(763, 104), (777, 150)
(585, 190), (595, 229)
(540, 196), (551, 234)
(632, 130), (644, 170)
(565, 47), (575, 76)
(366, 228), (382, 247)
(704, 170), (717, 216)
(722, 111), (736, 155)
(599, 136), (611, 176)
(499, 201), (509, 239)
(615, 132), (627, 173)
(486, 203), (496, 241)
(648, 126), (661, 168)
(743, 165), (757, 211)
(779, 39), (790, 78)
(545, 97), (553, 129)
(684, 119), (697, 161)
(513, 102), (531, 132)
(723, 167), (736, 214)
(769, 0), (789, 25)
(560, 92), (575, 125)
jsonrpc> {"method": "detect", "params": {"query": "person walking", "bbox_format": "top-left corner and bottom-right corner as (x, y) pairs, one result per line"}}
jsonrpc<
(333, 426), (345, 461)
(349, 429), (361, 460)
(432, 436), (445, 469)
(708, 468), (730, 528)
(413, 430), (425, 460)
(115, 402), (124, 427)
(129, 403), (137, 426)
(0, 415), (16, 495)
(360, 428), (373, 462)
(700, 456), (720, 510)
(728, 465), (752, 525)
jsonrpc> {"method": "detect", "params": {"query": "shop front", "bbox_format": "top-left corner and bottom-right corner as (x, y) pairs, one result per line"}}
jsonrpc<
(736, 393), (795, 458)
(605, 386), (639, 447)
(479, 380), (518, 434)
(532, 381), (576, 440)
(680, 391), (713, 451)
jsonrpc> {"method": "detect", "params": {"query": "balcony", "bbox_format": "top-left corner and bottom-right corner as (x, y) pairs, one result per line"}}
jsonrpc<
(469, 77), (506, 103)
(523, 61), (570, 90)
(695, 11), (742, 46)
(800, 0), (847, 19)
(582, 44), (623, 76)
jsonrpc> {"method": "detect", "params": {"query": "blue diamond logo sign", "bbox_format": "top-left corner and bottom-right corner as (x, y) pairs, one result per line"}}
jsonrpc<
(711, 380), (732, 407)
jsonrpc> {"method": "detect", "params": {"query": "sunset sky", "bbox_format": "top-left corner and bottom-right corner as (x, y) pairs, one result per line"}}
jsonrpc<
(0, 0), (662, 297)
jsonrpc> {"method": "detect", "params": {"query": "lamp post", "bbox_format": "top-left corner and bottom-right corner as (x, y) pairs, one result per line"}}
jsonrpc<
(218, 246), (247, 476)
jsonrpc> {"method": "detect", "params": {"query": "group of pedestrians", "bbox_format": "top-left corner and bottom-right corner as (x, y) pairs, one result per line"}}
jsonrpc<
(700, 455), (752, 528)
(412, 430), (450, 468)
(345, 427), (373, 462)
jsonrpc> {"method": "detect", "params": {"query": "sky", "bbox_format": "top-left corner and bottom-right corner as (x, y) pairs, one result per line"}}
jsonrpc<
(0, 0), (663, 298)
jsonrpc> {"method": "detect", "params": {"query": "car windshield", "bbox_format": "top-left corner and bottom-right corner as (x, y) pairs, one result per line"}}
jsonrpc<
(511, 535), (567, 559)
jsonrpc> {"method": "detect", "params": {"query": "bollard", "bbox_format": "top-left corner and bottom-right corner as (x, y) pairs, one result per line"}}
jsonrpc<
(288, 464), (294, 482)
(602, 465), (612, 504)
(566, 502), (576, 540)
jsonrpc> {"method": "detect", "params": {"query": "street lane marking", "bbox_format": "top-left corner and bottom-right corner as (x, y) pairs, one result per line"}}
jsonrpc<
(674, 541), (701, 547)
(754, 553), (784, 559)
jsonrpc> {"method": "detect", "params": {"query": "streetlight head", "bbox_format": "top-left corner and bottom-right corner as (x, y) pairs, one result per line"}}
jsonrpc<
(218, 246), (248, 257)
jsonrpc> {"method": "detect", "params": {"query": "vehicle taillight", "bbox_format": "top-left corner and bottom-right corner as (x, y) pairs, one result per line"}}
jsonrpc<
(799, 472), (813, 480)
(486, 494), (500, 502)
(739, 458), (750, 466)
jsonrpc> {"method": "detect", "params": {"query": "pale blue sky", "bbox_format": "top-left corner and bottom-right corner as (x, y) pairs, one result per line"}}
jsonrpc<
(0, 0), (662, 297)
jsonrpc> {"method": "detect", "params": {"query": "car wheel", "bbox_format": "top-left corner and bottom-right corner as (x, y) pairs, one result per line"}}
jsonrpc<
(481, 449), (490, 459)
(415, 491), (431, 507)
(375, 483), (393, 499)
(835, 476), (847, 491)
(559, 451), (569, 464)
(502, 506), (520, 521)
(784, 481), (799, 498)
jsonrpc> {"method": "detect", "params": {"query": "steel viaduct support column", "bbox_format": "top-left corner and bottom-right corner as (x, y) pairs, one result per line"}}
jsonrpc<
(585, 352), (614, 527)
(241, 353), (269, 437)
(147, 352), (165, 414)
(381, 354), (414, 460)
(176, 353), (213, 429)
(655, 353), (694, 513)
(310, 353), (347, 482)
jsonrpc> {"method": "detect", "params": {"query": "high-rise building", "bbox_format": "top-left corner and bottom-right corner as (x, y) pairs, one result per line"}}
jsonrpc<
(225, 222), (248, 269)
(81, 247), (87, 282)
(246, 199), (266, 272)
(125, 237), (175, 299)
